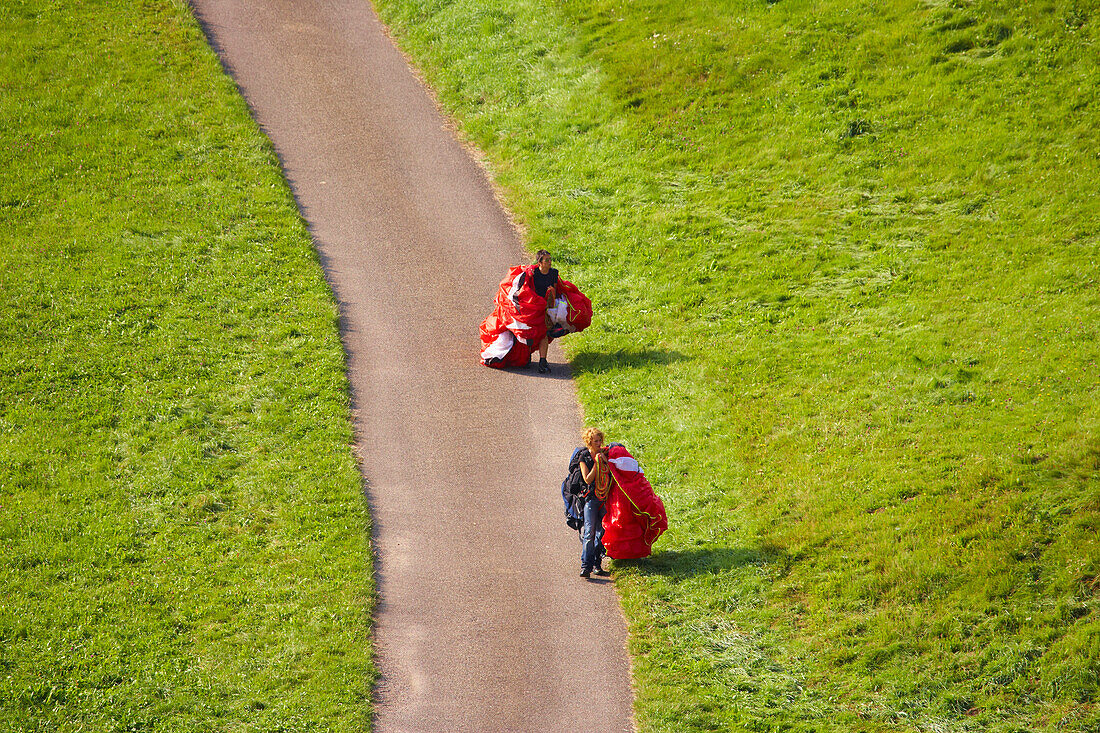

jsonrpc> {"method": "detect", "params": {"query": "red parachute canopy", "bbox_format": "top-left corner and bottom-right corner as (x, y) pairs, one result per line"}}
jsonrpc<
(602, 445), (667, 559)
(479, 264), (591, 368)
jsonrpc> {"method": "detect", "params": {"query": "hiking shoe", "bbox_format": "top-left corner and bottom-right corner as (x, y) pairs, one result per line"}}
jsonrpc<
(580, 567), (591, 578)
(538, 358), (550, 374)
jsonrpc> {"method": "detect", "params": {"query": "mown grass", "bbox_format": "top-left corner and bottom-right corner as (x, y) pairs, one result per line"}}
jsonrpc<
(0, 0), (372, 730)
(373, 0), (1098, 730)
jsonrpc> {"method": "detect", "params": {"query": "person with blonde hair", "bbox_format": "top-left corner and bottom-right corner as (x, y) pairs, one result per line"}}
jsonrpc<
(573, 426), (611, 578)
(562, 427), (668, 573)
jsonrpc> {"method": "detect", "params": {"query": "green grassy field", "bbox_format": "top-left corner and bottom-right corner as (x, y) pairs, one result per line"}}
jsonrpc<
(0, 1), (373, 730)
(373, 0), (1099, 730)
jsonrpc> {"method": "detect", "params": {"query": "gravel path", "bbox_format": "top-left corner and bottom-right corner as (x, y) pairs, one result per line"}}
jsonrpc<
(190, 2), (635, 731)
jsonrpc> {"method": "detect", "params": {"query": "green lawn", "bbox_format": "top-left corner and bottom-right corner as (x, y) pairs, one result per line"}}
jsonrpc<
(4, 0), (1096, 730)
(0, 1), (373, 730)
(373, 0), (1099, 730)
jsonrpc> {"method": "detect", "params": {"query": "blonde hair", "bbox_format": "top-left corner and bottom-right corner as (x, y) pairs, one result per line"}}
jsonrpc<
(582, 427), (604, 448)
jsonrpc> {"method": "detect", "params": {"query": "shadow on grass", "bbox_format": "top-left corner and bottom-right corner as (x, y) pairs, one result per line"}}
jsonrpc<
(615, 545), (791, 580)
(570, 347), (687, 375)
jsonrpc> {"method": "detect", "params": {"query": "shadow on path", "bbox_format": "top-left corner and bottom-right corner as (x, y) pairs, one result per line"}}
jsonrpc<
(496, 360), (575, 381)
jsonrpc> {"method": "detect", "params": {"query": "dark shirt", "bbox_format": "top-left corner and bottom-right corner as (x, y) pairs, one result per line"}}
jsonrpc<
(578, 449), (605, 503)
(579, 450), (594, 488)
(567, 448), (597, 496)
(531, 267), (559, 297)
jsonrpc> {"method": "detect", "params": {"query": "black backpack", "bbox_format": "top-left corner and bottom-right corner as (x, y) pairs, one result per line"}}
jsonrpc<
(560, 447), (591, 531)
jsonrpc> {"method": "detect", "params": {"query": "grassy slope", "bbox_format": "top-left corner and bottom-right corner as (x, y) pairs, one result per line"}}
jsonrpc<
(0, 1), (372, 730)
(373, 0), (1098, 730)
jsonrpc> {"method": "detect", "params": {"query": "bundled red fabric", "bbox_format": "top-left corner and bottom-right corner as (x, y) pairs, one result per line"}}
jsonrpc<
(479, 264), (592, 368)
(602, 444), (667, 559)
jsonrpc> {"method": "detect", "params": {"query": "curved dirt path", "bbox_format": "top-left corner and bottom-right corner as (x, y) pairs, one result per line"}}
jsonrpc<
(190, 1), (634, 731)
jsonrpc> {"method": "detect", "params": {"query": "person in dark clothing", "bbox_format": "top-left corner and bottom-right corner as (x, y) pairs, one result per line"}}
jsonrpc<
(576, 427), (611, 578)
(482, 248), (591, 372)
(529, 249), (559, 373)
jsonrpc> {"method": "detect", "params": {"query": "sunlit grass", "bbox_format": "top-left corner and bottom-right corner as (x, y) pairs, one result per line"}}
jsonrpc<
(0, 1), (372, 730)
(374, 0), (1098, 730)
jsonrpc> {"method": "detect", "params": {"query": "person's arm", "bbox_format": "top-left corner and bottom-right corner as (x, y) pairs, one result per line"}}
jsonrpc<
(579, 457), (594, 485)
(578, 450), (604, 484)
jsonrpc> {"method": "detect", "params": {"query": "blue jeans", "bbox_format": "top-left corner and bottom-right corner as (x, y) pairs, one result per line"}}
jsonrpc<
(580, 497), (606, 571)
